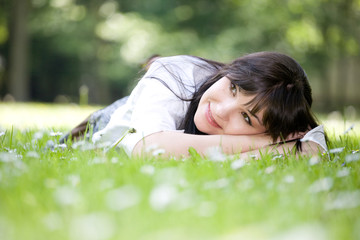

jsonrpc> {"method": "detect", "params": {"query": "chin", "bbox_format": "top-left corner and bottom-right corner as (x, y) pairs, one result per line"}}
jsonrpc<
(194, 122), (207, 135)
(198, 126), (214, 135)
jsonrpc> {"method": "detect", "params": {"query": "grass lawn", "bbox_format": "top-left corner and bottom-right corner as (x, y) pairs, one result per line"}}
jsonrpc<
(0, 102), (359, 240)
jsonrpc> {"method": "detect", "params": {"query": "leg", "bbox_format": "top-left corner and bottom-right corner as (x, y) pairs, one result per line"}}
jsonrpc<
(59, 96), (129, 143)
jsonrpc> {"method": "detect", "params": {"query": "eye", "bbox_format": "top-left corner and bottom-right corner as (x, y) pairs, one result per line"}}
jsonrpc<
(230, 82), (237, 96)
(241, 112), (252, 126)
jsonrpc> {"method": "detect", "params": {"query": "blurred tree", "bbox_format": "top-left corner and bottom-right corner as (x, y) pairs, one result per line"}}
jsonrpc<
(0, 0), (358, 109)
(8, 0), (30, 101)
(0, 0), (8, 95)
(283, 0), (360, 109)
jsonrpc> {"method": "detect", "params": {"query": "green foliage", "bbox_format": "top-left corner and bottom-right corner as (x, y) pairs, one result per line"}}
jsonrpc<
(0, 125), (359, 239)
(1, 0), (360, 106)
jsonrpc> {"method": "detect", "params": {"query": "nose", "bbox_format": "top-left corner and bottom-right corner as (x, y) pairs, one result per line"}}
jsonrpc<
(215, 99), (236, 121)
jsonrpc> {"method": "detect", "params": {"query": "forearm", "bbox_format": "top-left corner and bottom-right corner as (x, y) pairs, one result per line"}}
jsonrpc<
(132, 131), (273, 157)
(238, 139), (323, 159)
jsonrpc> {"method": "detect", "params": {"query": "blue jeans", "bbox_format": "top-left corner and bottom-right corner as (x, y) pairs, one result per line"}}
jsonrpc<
(59, 96), (129, 143)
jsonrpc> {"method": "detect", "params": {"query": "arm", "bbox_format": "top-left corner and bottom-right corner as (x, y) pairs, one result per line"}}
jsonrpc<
(238, 139), (324, 159)
(132, 131), (273, 157)
(132, 130), (323, 158)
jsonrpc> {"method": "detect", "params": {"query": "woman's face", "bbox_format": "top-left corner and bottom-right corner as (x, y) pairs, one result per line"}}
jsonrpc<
(194, 76), (266, 135)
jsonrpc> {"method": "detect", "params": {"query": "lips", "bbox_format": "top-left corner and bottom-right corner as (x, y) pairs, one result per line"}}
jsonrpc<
(206, 103), (221, 128)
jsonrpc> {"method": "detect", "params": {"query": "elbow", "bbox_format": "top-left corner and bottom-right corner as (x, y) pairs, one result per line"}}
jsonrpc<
(132, 139), (144, 157)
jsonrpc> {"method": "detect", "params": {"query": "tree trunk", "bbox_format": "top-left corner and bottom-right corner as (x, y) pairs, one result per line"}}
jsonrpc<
(346, 57), (360, 107)
(8, 0), (30, 101)
(328, 59), (338, 110)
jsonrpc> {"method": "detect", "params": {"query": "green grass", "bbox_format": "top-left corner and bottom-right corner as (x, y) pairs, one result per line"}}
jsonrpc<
(0, 103), (360, 240)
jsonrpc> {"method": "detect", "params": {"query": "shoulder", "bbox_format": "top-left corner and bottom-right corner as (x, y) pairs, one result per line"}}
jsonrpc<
(147, 55), (210, 74)
(154, 55), (207, 65)
(143, 55), (216, 88)
(300, 125), (328, 153)
(300, 141), (326, 155)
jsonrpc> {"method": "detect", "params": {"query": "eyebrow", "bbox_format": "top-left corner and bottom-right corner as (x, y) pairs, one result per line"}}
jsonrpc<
(248, 109), (263, 126)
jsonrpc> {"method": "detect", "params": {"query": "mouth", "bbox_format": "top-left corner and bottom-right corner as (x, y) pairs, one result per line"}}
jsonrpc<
(206, 103), (221, 129)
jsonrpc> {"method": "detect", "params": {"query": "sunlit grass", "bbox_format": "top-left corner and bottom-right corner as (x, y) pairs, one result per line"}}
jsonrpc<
(0, 103), (359, 240)
(0, 102), (100, 129)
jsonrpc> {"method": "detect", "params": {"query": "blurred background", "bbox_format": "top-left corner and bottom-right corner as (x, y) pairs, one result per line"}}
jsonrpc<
(0, 0), (359, 112)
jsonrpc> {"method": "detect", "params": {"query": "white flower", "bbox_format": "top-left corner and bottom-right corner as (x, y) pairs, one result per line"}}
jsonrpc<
(145, 144), (165, 156)
(272, 154), (284, 160)
(145, 144), (159, 152)
(154, 167), (183, 185)
(308, 156), (320, 166)
(0, 152), (18, 163)
(70, 213), (115, 240)
(283, 175), (295, 183)
(249, 154), (258, 160)
(173, 189), (198, 211)
(149, 184), (178, 211)
(89, 157), (107, 165)
(110, 157), (118, 164)
(105, 185), (141, 211)
(140, 165), (155, 175)
(206, 146), (226, 162)
(0, 131), (5, 137)
(329, 147), (345, 154)
(325, 190), (360, 210)
(265, 165), (276, 174)
(231, 159), (246, 170)
(54, 143), (67, 149)
(33, 131), (44, 140)
(45, 140), (55, 150)
(49, 131), (63, 137)
(178, 178), (189, 188)
(72, 141), (95, 151)
(0, 152), (27, 174)
(26, 151), (40, 159)
(239, 178), (255, 190)
(336, 168), (350, 178)
(308, 177), (333, 193)
(152, 148), (165, 156)
(345, 153), (360, 163)
(67, 175), (81, 187)
(53, 186), (81, 206)
(343, 124), (355, 135)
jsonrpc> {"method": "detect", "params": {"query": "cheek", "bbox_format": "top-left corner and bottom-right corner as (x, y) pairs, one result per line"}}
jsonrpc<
(199, 89), (211, 103)
(225, 118), (266, 135)
(194, 103), (205, 128)
(195, 91), (210, 121)
(223, 121), (246, 135)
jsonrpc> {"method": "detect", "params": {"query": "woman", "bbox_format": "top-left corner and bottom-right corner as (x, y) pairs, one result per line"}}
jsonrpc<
(63, 52), (327, 157)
